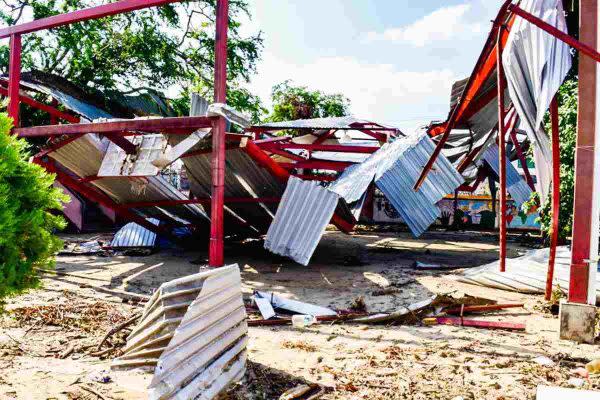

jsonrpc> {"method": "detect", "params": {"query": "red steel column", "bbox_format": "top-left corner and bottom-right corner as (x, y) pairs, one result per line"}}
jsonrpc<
(209, 0), (229, 267)
(7, 34), (22, 127)
(569, 0), (599, 304)
(497, 26), (508, 273)
(546, 97), (561, 300)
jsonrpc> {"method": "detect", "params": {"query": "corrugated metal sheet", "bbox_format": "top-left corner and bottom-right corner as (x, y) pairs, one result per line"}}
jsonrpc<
(331, 133), (464, 237)
(264, 177), (339, 266)
(256, 116), (397, 131)
(114, 265), (247, 381)
(98, 134), (168, 177)
(50, 134), (209, 224)
(455, 247), (600, 302)
(479, 144), (533, 206)
(110, 219), (159, 248)
(503, 0), (571, 202)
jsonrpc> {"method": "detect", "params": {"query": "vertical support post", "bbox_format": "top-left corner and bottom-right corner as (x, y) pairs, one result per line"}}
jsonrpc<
(497, 26), (508, 273)
(7, 34), (22, 127)
(569, 0), (599, 305)
(546, 96), (561, 301)
(208, 0), (229, 267)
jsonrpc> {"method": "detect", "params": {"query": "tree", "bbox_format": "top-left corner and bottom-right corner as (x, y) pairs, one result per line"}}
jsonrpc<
(525, 79), (577, 241)
(0, 113), (67, 299)
(268, 80), (351, 123)
(0, 0), (264, 122)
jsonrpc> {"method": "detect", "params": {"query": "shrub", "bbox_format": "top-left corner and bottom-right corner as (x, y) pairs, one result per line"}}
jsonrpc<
(0, 113), (67, 298)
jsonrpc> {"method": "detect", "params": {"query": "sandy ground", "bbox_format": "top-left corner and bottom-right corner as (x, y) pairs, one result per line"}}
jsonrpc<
(0, 229), (599, 400)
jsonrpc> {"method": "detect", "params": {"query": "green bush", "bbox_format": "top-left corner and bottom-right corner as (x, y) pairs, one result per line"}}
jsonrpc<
(0, 113), (67, 298)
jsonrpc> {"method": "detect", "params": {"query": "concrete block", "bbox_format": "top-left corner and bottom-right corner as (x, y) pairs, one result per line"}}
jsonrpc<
(559, 301), (597, 344)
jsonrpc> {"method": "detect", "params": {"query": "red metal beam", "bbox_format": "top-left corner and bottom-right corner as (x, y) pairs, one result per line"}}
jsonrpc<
(569, 0), (598, 305)
(102, 133), (137, 154)
(264, 147), (307, 162)
(279, 160), (353, 171)
(508, 3), (600, 64)
(118, 197), (280, 209)
(263, 143), (380, 154)
(497, 25), (508, 273)
(7, 34), (21, 127)
(13, 116), (215, 137)
(209, 0), (229, 267)
(416, 0), (514, 189)
(0, 0), (182, 38)
(546, 96), (561, 301)
(508, 126), (535, 191)
(0, 84), (80, 124)
(313, 129), (337, 145)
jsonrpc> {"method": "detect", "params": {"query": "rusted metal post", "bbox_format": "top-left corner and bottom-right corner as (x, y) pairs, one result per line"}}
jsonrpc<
(7, 34), (22, 127)
(209, 0), (229, 267)
(497, 26), (508, 273)
(546, 96), (561, 301)
(568, 0), (599, 305)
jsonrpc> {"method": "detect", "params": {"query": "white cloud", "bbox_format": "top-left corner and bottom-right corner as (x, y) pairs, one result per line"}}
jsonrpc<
(248, 53), (458, 133)
(365, 4), (484, 47)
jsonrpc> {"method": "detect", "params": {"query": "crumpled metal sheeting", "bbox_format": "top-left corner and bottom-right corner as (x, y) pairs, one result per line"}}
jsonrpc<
(479, 144), (533, 206)
(502, 0), (571, 202)
(181, 147), (285, 232)
(50, 134), (208, 224)
(265, 177), (340, 266)
(110, 219), (159, 248)
(114, 265), (246, 370)
(148, 265), (247, 400)
(376, 134), (464, 237)
(256, 116), (394, 131)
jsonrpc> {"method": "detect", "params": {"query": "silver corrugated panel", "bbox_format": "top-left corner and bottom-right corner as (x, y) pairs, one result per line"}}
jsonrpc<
(479, 144), (533, 206)
(256, 116), (398, 131)
(375, 134), (464, 237)
(50, 134), (208, 224)
(503, 0), (571, 202)
(455, 247), (600, 303)
(110, 219), (159, 248)
(180, 147), (285, 232)
(114, 265), (246, 371)
(265, 177), (339, 266)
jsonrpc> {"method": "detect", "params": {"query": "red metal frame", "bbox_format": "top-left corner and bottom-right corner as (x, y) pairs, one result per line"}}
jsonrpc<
(497, 24), (508, 273)
(546, 96), (561, 301)
(7, 34), (21, 126)
(508, 128), (535, 191)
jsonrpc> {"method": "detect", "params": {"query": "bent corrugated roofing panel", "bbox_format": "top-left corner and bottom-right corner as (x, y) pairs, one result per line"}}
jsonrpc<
(480, 144), (533, 206)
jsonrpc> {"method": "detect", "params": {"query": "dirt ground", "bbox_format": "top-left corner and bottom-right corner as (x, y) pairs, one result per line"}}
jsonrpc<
(1, 228), (599, 400)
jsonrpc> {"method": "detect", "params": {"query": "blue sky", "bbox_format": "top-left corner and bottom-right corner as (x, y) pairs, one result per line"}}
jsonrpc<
(241, 0), (504, 134)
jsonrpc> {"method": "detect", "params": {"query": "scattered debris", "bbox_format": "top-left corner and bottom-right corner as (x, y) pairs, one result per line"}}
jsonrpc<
(278, 383), (325, 400)
(587, 359), (600, 375)
(282, 340), (318, 352)
(444, 303), (524, 315)
(252, 293), (277, 320)
(423, 317), (526, 331)
(349, 296), (367, 313)
(413, 261), (459, 270)
(291, 315), (317, 328)
(59, 240), (105, 255)
(109, 219), (159, 249)
(255, 291), (337, 317)
(533, 356), (556, 367)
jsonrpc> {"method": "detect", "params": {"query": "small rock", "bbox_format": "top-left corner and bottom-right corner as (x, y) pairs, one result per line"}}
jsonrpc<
(532, 356), (555, 367)
(568, 377), (586, 388)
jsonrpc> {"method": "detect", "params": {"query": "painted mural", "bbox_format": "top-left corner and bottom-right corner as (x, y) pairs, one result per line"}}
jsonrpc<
(373, 194), (540, 230)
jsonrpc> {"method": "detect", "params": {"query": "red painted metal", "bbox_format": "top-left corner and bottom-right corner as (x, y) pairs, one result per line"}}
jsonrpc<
(423, 317), (526, 331)
(0, 0), (181, 38)
(7, 34), (22, 127)
(0, 84), (80, 123)
(253, 135), (292, 144)
(279, 160), (353, 171)
(35, 134), (86, 159)
(262, 143), (380, 154)
(264, 147), (307, 162)
(444, 303), (524, 315)
(209, 0), (229, 267)
(416, 0), (514, 189)
(313, 129), (337, 145)
(546, 96), (561, 301)
(14, 116), (214, 137)
(119, 197), (280, 209)
(569, 0), (598, 305)
(497, 25), (508, 273)
(509, 127), (535, 191)
(354, 129), (389, 142)
(102, 133), (137, 154)
(509, 4), (600, 64)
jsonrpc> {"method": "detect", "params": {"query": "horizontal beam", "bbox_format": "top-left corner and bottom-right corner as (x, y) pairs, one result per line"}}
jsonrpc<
(261, 142), (380, 153)
(0, 85), (80, 123)
(0, 0), (181, 38)
(118, 197), (281, 209)
(14, 116), (215, 137)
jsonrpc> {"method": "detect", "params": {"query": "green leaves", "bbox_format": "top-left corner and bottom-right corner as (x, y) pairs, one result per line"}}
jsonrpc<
(0, 0), (264, 119)
(0, 113), (67, 298)
(266, 80), (351, 135)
